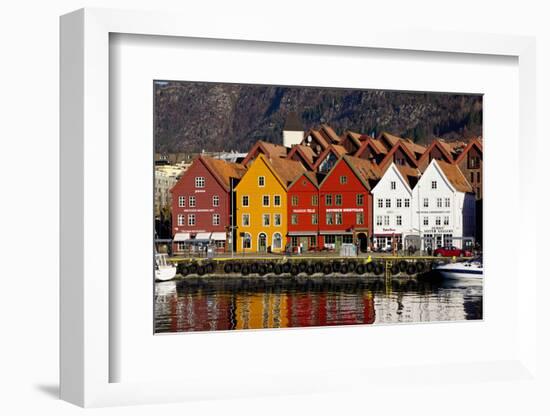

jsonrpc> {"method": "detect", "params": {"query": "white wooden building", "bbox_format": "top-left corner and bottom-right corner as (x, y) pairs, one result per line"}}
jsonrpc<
(411, 159), (476, 250)
(371, 162), (419, 250)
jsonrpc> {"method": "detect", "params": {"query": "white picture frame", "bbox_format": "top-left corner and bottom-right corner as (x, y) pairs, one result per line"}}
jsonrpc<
(60, 8), (540, 408)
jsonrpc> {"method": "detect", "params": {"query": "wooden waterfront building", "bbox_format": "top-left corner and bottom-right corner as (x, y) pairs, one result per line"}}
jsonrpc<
(170, 156), (245, 253)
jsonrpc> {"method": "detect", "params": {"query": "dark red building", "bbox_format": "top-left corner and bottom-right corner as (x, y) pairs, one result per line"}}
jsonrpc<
(317, 155), (380, 252)
(170, 156), (245, 253)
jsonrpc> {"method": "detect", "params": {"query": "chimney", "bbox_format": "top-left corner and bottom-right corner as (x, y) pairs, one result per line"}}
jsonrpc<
(282, 111), (303, 148)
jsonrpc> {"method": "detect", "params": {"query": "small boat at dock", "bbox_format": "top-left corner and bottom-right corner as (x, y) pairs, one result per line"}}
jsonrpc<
(155, 253), (177, 281)
(434, 258), (483, 280)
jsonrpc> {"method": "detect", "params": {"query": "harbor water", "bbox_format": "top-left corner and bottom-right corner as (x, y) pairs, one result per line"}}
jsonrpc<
(154, 277), (482, 333)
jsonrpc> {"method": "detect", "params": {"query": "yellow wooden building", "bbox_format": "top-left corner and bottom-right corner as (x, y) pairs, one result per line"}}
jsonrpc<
(235, 153), (305, 253)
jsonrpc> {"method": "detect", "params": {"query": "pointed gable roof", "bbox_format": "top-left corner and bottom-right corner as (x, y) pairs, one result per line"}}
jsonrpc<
(372, 162), (417, 195)
(378, 131), (426, 157)
(320, 155), (381, 191)
(354, 135), (389, 159)
(433, 159), (473, 193)
(378, 141), (420, 171)
(418, 139), (455, 168)
(454, 137), (483, 164)
(241, 140), (288, 166)
(313, 144), (348, 170)
(288, 170), (322, 190)
(201, 156), (246, 190)
(262, 154), (307, 189)
(286, 144), (316, 170)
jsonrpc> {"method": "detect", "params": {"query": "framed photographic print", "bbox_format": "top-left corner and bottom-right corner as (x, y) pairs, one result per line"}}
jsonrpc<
(60, 7), (539, 408)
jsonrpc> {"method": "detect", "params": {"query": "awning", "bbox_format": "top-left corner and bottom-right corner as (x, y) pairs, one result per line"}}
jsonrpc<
(195, 232), (212, 240)
(173, 232), (190, 242)
(319, 230), (353, 235)
(287, 231), (317, 236)
(210, 232), (226, 241)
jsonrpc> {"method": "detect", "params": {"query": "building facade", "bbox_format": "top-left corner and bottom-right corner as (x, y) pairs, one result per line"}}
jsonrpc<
(170, 156), (245, 253)
(411, 159), (476, 250)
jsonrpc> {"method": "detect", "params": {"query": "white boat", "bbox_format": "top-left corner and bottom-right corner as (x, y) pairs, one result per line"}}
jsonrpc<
(434, 258), (483, 280)
(155, 253), (177, 281)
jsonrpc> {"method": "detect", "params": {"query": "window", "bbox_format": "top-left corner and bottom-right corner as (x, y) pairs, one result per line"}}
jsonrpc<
(385, 199), (391, 208)
(262, 214), (270, 226)
(189, 196), (196, 207)
(437, 198), (442, 208)
(356, 194), (364, 206)
(435, 216), (441, 226)
(242, 214), (250, 227)
(444, 216), (450, 225)
(343, 235), (353, 244)
(273, 233), (282, 249)
(404, 198), (410, 207)
(340, 175), (347, 184)
(177, 242), (185, 251)
(396, 198), (402, 208)
(470, 172), (474, 182)
(195, 177), (205, 188)
(376, 216), (383, 226)
(274, 195), (281, 206)
(423, 198), (429, 208)
(396, 215), (402, 226)
(212, 214), (220, 225)
(242, 195), (249, 207)
(325, 194), (332, 206)
(377, 199), (383, 208)
(312, 195), (318, 206)
(212, 195), (219, 207)
(243, 233), (251, 249)
(310, 235), (317, 248)
(391, 181), (396, 190)
(445, 197), (450, 207)
(335, 212), (343, 225)
(263, 195), (270, 207)
(312, 214), (318, 225)
(431, 181), (437, 189)
(291, 195), (298, 206)
(356, 212), (364, 225)
(258, 176), (265, 187)
(335, 194), (342, 206)
(326, 213), (334, 225)
(325, 235), (335, 244)
(384, 216), (390, 226)
(178, 196), (185, 207)
(188, 214), (196, 225)
(291, 214), (298, 225)
(274, 214), (281, 226)
(477, 172), (481, 182)
(291, 236), (299, 247)
(177, 214), (185, 226)
(423, 216), (428, 226)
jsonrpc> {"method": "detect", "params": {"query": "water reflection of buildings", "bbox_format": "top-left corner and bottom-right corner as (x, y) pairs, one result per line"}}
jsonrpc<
(157, 289), (377, 332)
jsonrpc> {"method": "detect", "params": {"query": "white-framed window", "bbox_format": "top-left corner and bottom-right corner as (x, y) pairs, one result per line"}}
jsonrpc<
(340, 175), (347, 184)
(377, 198), (383, 208)
(178, 196), (185, 207)
(291, 195), (298, 206)
(376, 216), (382, 226)
(195, 176), (205, 188)
(444, 216), (450, 225)
(272, 233), (282, 249)
(212, 195), (219, 207)
(212, 214), (220, 225)
(274, 213), (281, 226)
(263, 195), (270, 207)
(384, 216), (390, 226)
(258, 176), (265, 187)
(177, 214), (185, 226)
(188, 214), (196, 225)
(177, 242), (185, 251)
(385, 199), (391, 208)
(189, 196), (196, 207)
(325, 235), (335, 244)
(445, 197), (451, 207)
(325, 194), (332, 206)
(291, 214), (298, 225)
(423, 216), (429, 226)
(404, 198), (410, 207)
(242, 213), (250, 227)
(312, 214), (318, 225)
(396, 198), (402, 208)
(431, 180), (437, 189)
(335, 195), (343, 206)
(356, 212), (364, 225)
(356, 194), (364, 206)
(437, 198), (442, 208)
(242, 233), (251, 249)
(423, 198), (429, 208)
(312, 195), (318, 206)
(262, 214), (270, 226)
(326, 213), (334, 225)
(396, 215), (402, 226)
(274, 195), (281, 206)
(242, 195), (249, 207)
(435, 216), (441, 226)
(335, 212), (343, 225)
(391, 181), (396, 190)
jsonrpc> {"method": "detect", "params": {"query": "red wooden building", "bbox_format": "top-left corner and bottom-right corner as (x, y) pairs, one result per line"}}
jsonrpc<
(317, 155), (380, 252)
(170, 156), (245, 253)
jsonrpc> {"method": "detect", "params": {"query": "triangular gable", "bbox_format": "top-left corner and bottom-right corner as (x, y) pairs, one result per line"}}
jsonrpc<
(454, 138), (483, 165)
(318, 155), (378, 191)
(288, 171), (320, 191)
(354, 137), (387, 159)
(379, 141), (419, 170)
(313, 145), (343, 170)
(418, 159), (472, 194)
(418, 139), (455, 167)
(241, 140), (287, 166)
(287, 145), (316, 170)
(371, 162), (413, 195)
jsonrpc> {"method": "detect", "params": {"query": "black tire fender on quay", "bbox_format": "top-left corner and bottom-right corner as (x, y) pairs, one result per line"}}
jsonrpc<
(366, 262), (374, 273)
(406, 263), (417, 275)
(233, 263), (242, 273)
(273, 264), (283, 275)
(306, 265), (315, 275)
(282, 263), (291, 274)
(340, 264), (349, 275)
(223, 263), (233, 274)
(415, 261), (426, 273)
(398, 261), (408, 273)
(373, 263), (384, 275)
(197, 265), (206, 276)
(391, 264), (400, 275)
(323, 264), (332, 275)
(355, 264), (366, 275)
(290, 265), (300, 276)
(206, 263), (215, 274)
(241, 265), (250, 275)
(314, 262), (323, 273)
(258, 264), (267, 275)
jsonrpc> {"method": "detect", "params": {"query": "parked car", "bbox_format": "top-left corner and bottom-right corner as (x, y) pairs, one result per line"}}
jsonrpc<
(433, 246), (472, 257)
